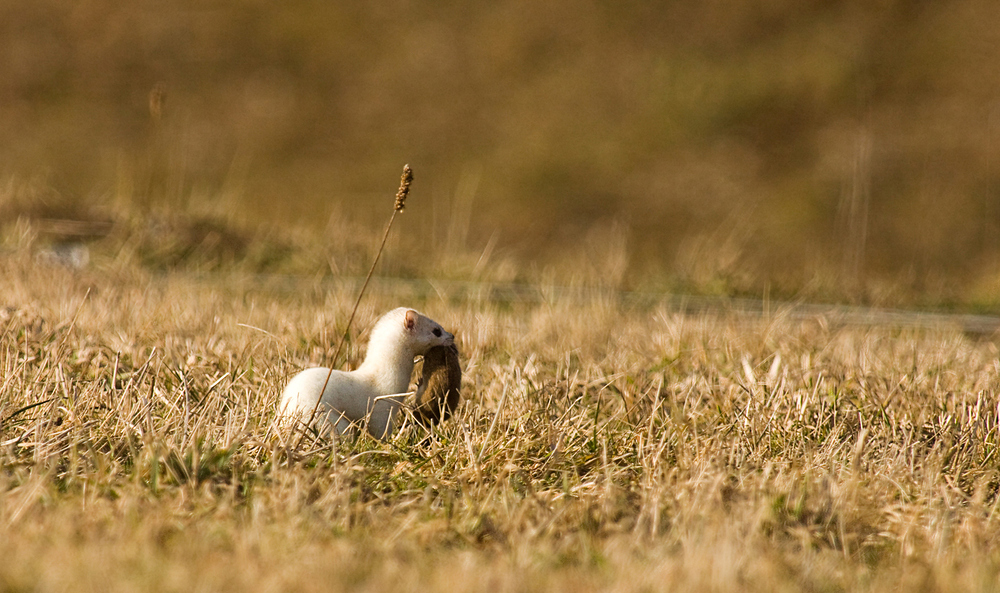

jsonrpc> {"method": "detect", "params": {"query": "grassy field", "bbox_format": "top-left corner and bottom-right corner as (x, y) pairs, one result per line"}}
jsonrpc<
(2, 243), (1000, 592)
(6, 2), (1000, 588)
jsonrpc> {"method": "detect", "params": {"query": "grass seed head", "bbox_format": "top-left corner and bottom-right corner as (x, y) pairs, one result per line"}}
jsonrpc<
(395, 164), (413, 212)
(148, 82), (166, 122)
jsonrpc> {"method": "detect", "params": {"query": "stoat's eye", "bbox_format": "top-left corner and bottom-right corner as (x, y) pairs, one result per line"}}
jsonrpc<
(433, 328), (443, 337)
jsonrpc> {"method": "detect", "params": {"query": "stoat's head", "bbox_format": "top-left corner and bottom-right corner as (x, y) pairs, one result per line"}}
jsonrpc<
(402, 308), (455, 353)
(371, 307), (454, 356)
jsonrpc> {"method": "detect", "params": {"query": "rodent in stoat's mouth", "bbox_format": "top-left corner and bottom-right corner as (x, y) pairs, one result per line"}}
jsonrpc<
(279, 307), (454, 439)
(412, 343), (462, 425)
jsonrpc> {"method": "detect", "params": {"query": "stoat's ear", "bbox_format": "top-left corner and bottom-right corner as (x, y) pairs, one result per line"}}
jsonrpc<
(404, 309), (418, 331)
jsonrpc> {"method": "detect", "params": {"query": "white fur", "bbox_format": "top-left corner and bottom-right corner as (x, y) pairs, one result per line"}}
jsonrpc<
(280, 307), (454, 439)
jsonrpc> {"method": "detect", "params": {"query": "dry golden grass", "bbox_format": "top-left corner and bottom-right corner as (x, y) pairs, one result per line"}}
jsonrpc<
(2, 253), (1000, 592)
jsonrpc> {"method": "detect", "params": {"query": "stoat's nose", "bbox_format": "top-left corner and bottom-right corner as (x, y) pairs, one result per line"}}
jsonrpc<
(443, 331), (455, 346)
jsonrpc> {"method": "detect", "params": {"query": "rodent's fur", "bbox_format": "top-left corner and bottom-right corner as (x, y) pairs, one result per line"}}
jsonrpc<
(280, 307), (454, 439)
(412, 344), (462, 425)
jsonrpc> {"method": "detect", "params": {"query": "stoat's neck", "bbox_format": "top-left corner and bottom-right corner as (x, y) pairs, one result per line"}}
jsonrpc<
(356, 326), (414, 395)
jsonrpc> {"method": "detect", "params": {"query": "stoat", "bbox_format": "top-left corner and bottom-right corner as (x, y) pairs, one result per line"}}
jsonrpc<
(412, 344), (462, 425)
(280, 307), (454, 439)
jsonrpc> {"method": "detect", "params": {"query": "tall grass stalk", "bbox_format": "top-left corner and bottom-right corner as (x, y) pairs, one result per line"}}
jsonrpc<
(301, 165), (414, 438)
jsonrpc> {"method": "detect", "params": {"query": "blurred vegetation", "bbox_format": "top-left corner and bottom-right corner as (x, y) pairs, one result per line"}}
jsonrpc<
(2, 0), (1000, 306)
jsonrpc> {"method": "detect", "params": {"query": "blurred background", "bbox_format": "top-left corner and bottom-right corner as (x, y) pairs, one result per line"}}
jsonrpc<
(2, 0), (1000, 307)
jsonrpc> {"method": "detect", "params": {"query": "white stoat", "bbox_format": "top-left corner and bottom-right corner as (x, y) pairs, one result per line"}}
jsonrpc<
(279, 307), (454, 439)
